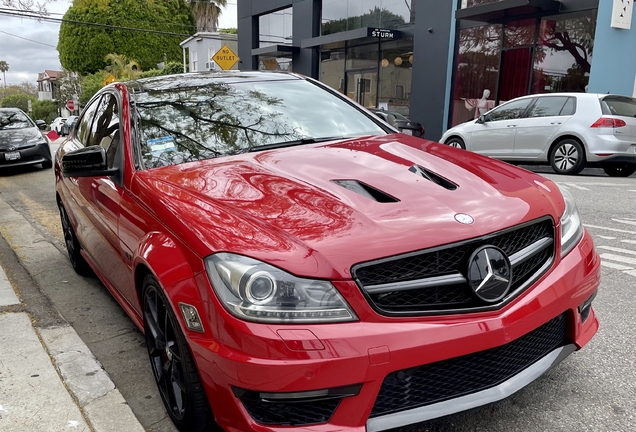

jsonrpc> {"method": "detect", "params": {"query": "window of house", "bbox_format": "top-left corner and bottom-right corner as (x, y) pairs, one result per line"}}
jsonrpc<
(191, 50), (198, 72)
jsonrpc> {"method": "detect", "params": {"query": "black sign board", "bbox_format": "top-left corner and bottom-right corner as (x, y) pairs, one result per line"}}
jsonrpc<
(368, 28), (401, 39)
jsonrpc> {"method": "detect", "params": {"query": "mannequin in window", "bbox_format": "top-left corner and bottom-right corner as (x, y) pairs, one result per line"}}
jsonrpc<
(463, 89), (496, 119)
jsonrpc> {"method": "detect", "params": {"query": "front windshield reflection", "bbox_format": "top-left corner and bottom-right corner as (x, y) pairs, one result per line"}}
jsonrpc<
(0, 111), (32, 130)
(133, 78), (386, 169)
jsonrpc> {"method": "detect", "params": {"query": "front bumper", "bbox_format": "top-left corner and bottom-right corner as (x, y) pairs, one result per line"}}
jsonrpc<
(0, 143), (51, 168)
(182, 230), (600, 432)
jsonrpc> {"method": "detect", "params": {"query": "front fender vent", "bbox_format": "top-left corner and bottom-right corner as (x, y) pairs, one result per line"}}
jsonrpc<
(332, 180), (400, 203)
(409, 165), (458, 190)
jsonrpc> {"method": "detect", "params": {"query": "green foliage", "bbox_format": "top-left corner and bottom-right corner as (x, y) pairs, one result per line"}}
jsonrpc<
(218, 27), (237, 34)
(79, 70), (109, 105)
(58, 0), (196, 75)
(136, 61), (184, 79)
(0, 94), (35, 112)
(32, 100), (59, 123)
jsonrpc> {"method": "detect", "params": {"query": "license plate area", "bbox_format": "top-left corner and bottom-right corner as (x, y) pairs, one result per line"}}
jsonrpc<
(5, 151), (20, 161)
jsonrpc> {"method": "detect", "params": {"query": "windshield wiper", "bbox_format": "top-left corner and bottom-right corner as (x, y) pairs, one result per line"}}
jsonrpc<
(246, 136), (347, 153)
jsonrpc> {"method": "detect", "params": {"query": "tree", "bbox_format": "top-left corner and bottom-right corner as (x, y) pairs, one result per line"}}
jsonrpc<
(187, 0), (227, 32)
(1, 94), (35, 112)
(32, 100), (58, 123)
(58, 0), (196, 74)
(57, 70), (82, 109)
(105, 53), (141, 80)
(0, 61), (8, 89)
(79, 70), (109, 105)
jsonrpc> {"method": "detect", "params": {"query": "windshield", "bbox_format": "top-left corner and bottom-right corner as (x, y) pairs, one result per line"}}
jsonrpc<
(0, 111), (33, 130)
(133, 78), (387, 169)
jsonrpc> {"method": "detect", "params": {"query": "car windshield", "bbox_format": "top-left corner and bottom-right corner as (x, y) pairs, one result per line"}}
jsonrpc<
(133, 78), (387, 169)
(0, 111), (32, 130)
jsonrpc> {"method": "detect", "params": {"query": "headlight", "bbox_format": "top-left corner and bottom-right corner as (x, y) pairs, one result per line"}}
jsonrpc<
(558, 185), (584, 257)
(205, 253), (358, 324)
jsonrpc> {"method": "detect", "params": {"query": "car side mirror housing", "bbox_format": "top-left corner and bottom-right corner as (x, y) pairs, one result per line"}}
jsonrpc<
(476, 115), (487, 124)
(35, 120), (47, 130)
(61, 146), (118, 177)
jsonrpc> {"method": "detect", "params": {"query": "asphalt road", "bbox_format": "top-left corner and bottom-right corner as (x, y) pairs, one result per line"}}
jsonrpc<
(0, 140), (635, 432)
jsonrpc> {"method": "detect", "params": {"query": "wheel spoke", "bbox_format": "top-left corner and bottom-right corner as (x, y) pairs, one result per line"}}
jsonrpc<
(144, 295), (167, 351)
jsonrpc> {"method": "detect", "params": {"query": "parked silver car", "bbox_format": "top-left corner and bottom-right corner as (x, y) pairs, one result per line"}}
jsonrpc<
(441, 93), (636, 177)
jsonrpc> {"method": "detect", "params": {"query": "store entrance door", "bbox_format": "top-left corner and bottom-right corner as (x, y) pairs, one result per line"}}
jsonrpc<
(345, 69), (378, 108)
(499, 47), (533, 102)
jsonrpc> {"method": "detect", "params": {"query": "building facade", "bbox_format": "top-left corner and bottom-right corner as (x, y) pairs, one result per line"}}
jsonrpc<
(37, 70), (61, 101)
(238, 0), (635, 141)
(180, 32), (239, 73)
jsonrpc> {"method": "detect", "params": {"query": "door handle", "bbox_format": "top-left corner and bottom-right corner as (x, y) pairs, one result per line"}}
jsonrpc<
(507, 125), (517, 128)
(550, 122), (562, 125)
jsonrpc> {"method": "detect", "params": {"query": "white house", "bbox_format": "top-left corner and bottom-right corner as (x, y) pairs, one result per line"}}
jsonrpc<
(180, 32), (239, 73)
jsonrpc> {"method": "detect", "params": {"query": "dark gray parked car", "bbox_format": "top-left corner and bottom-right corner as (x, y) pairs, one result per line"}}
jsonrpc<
(0, 108), (52, 169)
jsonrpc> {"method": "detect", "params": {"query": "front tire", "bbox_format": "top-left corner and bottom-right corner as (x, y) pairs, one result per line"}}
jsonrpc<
(58, 203), (91, 275)
(446, 137), (466, 150)
(550, 139), (586, 175)
(603, 163), (636, 177)
(142, 276), (216, 432)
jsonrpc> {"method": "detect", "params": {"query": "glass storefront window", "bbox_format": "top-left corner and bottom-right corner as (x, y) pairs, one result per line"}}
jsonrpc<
(533, 11), (597, 94)
(451, 24), (502, 126)
(320, 43), (346, 93)
(259, 7), (293, 48)
(378, 39), (413, 117)
(461, 0), (503, 7)
(504, 18), (535, 48)
(322, 0), (415, 36)
(346, 43), (379, 70)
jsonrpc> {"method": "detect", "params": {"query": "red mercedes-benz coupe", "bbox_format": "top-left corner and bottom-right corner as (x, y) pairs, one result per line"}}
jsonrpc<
(55, 72), (600, 432)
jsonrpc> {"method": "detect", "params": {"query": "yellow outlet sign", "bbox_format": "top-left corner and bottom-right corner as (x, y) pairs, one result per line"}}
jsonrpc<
(102, 74), (117, 86)
(213, 45), (239, 70)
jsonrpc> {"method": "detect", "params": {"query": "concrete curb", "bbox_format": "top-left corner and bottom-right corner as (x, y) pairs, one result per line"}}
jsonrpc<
(0, 199), (146, 432)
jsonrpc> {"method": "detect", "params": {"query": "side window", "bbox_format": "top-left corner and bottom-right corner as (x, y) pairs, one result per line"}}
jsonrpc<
(75, 97), (102, 146)
(90, 94), (121, 169)
(488, 99), (532, 122)
(560, 97), (576, 116)
(529, 97), (570, 118)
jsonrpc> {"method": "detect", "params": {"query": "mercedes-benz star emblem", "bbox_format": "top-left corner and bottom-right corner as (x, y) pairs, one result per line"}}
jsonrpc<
(455, 213), (474, 224)
(6, 145), (16, 152)
(467, 246), (512, 303)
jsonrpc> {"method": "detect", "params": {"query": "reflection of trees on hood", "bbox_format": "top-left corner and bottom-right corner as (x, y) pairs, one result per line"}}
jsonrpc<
(135, 82), (303, 168)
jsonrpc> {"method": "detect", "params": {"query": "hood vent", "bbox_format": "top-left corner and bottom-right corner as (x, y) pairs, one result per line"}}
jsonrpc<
(409, 165), (458, 191)
(332, 180), (400, 203)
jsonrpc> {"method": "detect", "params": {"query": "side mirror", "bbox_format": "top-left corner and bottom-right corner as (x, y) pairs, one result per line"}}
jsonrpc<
(61, 146), (118, 177)
(476, 115), (487, 124)
(35, 120), (47, 130)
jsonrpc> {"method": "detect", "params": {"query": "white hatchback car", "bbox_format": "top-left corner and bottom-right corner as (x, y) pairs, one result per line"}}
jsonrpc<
(50, 117), (67, 134)
(441, 93), (636, 177)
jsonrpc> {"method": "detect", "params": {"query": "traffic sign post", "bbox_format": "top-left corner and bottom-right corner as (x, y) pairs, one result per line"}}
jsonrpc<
(213, 45), (239, 71)
(66, 100), (75, 112)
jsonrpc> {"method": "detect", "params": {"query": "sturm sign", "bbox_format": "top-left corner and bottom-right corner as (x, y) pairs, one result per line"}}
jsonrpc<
(369, 28), (400, 39)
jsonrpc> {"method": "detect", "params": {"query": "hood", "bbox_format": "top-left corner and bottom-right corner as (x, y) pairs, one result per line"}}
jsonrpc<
(0, 127), (42, 150)
(133, 135), (565, 279)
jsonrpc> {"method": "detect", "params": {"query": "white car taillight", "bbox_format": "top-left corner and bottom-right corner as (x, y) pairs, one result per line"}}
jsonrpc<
(590, 117), (627, 128)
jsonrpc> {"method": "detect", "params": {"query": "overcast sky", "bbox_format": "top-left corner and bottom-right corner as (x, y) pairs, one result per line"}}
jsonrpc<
(0, 0), (237, 86)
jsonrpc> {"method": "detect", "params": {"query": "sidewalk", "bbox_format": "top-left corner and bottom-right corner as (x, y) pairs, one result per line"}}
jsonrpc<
(0, 257), (145, 431)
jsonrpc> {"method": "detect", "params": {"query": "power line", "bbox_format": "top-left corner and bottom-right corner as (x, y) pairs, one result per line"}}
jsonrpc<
(0, 8), (194, 37)
(0, 29), (57, 47)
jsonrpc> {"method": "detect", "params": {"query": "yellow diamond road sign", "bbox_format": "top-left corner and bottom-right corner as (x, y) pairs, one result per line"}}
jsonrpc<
(213, 45), (239, 70)
(102, 74), (117, 86)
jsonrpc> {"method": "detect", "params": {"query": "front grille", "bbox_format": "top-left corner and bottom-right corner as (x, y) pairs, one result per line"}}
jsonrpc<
(353, 218), (555, 314)
(370, 313), (569, 417)
(240, 398), (341, 426)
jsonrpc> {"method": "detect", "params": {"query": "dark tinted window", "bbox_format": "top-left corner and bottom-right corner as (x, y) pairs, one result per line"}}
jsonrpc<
(76, 97), (102, 146)
(90, 94), (121, 169)
(487, 98), (532, 121)
(602, 97), (636, 117)
(529, 96), (570, 118)
(134, 78), (387, 169)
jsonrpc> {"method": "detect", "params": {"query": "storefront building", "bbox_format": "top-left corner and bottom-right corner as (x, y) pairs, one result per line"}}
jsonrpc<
(238, 0), (635, 141)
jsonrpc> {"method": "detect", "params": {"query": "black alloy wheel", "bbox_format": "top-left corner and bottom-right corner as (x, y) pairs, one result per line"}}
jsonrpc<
(550, 139), (586, 175)
(446, 137), (466, 150)
(603, 163), (636, 177)
(58, 202), (91, 275)
(142, 275), (216, 432)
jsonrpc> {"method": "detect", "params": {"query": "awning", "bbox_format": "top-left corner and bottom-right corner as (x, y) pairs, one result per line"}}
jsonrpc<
(251, 44), (299, 58)
(301, 27), (404, 49)
(456, 0), (561, 22)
